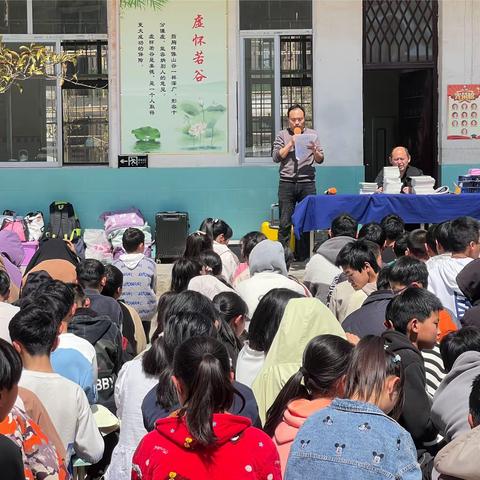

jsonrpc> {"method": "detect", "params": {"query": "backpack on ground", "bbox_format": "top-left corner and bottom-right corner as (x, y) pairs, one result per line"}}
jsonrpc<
(44, 201), (82, 242)
(0, 210), (29, 242)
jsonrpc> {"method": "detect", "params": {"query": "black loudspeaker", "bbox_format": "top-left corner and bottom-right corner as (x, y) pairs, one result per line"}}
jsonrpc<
(155, 212), (189, 261)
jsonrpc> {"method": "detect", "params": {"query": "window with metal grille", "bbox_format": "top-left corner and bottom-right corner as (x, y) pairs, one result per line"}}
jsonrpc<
(363, 0), (437, 66)
(62, 41), (109, 165)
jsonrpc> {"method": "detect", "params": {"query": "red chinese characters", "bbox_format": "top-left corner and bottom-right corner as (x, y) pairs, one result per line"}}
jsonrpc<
(192, 13), (207, 82)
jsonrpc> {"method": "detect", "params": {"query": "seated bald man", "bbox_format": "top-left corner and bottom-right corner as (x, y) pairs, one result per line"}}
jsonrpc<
(375, 146), (423, 193)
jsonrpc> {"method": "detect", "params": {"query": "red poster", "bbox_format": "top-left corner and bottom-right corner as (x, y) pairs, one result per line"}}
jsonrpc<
(447, 84), (480, 140)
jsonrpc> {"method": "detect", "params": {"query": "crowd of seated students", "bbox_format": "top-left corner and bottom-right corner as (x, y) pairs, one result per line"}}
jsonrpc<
(1, 214), (480, 479)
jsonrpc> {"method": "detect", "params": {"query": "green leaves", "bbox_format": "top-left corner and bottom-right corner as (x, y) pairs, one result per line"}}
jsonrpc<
(0, 42), (77, 94)
(131, 126), (161, 142)
(120, 0), (169, 10)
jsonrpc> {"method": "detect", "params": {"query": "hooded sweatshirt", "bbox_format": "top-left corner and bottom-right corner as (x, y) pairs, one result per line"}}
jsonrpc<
(69, 307), (123, 413)
(432, 351), (480, 442)
(235, 240), (305, 319)
(252, 297), (346, 424)
(428, 255), (472, 325)
(213, 241), (239, 284)
(303, 235), (355, 301)
(132, 413), (281, 480)
(187, 275), (235, 300)
(113, 253), (157, 322)
(382, 329), (438, 449)
(434, 424), (480, 480)
(273, 397), (331, 475)
(457, 257), (480, 327)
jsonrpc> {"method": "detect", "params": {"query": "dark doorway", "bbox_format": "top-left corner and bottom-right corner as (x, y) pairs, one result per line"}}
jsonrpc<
(363, 0), (438, 183)
(364, 68), (436, 181)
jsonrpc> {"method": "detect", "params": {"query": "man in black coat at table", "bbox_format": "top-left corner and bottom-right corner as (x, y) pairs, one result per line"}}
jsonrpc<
(375, 146), (423, 193)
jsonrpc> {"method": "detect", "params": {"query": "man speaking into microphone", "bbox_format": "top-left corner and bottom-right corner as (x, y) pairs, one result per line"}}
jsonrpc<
(272, 104), (324, 259)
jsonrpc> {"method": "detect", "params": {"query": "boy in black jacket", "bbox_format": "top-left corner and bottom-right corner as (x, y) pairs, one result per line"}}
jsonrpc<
(382, 287), (442, 453)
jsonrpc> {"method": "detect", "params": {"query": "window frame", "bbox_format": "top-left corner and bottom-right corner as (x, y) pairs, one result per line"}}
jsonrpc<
(239, 29), (313, 165)
(0, 0), (108, 168)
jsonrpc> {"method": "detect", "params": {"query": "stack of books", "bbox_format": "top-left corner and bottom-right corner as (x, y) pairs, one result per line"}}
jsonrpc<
(383, 167), (402, 194)
(359, 182), (378, 194)
(411, 176), (436, 194)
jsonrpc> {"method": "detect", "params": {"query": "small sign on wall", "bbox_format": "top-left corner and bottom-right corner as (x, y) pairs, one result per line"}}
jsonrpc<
(118, 154), (149, 168)
(447, 84), (480, 140)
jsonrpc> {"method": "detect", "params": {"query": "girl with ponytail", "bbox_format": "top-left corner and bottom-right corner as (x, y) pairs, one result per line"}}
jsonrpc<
(132, 336), (281, 480)
(264, 335), (353, 474)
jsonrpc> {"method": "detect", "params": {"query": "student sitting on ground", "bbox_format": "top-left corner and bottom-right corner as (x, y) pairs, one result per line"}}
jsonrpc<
(68, 283), (122, 414)
(285, 336), (421, 479)
(183, 230), (213, 259)
(0, 338), (68, 480)
(303, 213), (357, 302)
(200, 218), (240, 284)
(76, 259), (123, 329)
(141, 292), (261, 432)
(235, 240), (306, 318)
(9, 306), (104, 465)
(235, 288), (303, 388)
(382, 287), (442, 454)
(132, 336), (281, 480)
(252, 297), (346, 424)
(434, 373), (480, 480)
(112, 228), (157, 339)
(342, 264), (394, 338)
(264, 334), (352, 475)
(329, 239), (381, 322)
(381, 213), (405, 263)
(231, 231), (266, 287)
(170, 258), (203, 293)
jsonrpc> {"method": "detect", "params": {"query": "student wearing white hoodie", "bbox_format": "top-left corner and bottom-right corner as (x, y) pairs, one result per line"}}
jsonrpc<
(200, 218), (239, 284)
(235, 240), (306, 318)
(113, 228), (157, 336)
(428, 216), (480, 325)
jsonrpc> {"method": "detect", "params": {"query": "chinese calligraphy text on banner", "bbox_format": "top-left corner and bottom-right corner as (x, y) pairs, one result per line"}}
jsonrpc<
(120, 0), (228, 154)
(447, 85), (480, 140)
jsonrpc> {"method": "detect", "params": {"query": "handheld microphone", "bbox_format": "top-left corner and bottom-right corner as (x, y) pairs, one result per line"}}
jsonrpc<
(293, 127), (302, 135)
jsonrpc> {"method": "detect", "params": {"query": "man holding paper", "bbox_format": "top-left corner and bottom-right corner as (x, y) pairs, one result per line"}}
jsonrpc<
(272, 104), (324, 253)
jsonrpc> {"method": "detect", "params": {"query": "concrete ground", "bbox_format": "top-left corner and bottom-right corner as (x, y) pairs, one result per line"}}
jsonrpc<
(155, 261), (307, 297)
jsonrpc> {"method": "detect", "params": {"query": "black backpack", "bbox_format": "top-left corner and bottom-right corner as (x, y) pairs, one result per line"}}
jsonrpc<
(44, 201), (82, 241)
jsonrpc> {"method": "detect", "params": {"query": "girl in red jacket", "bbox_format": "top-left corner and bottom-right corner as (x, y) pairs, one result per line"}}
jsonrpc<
(132, 336), (281, 480)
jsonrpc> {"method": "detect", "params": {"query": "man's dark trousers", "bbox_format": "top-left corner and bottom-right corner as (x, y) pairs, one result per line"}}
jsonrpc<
(278, 180), (316, 260)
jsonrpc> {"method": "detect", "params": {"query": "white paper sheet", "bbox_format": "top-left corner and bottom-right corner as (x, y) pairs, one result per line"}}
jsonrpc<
(294, 133), (318, 161)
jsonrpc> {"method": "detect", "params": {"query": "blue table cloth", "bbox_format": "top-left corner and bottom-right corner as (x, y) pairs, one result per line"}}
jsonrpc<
(292, 194), (480, 237)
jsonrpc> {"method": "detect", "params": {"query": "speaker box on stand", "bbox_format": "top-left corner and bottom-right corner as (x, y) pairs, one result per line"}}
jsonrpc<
(155, 212), (189, 262)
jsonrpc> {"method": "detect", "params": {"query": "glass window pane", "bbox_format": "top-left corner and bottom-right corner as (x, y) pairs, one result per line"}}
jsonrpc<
(240, 0), (312, 30)
(244, 38), (275, 158)
(0, 44), (57, 163)
(62, 87), (109, 164)
(280, 35), (313, 128)
(33, 0), (107, 34)
(62, 41), (108, 165)
(0, 0), (27, 33)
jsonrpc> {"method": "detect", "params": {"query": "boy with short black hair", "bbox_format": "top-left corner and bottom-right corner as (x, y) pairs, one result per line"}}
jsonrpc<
(77, 259), (123, 328)
(9, 305), (104, 465)
(382, 287), (442, 453)
(407, 229), (429, 262)
(329, 240), (381, 322)
(381, 213), (405, 263)
(113, 227), (157, 339)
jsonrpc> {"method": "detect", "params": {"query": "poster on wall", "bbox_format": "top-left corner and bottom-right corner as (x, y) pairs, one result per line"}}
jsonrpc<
(447, 84), (480, 140)
(119, 0), (228, 154)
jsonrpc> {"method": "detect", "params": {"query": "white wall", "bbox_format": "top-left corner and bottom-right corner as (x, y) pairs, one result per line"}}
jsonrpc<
(313, 0), (363, 166)
(438, 0), (480, 165)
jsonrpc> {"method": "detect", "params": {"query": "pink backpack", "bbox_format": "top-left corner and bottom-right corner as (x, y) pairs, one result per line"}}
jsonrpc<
(0, 217), (29, 242)
(100, 208), (146, 236)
